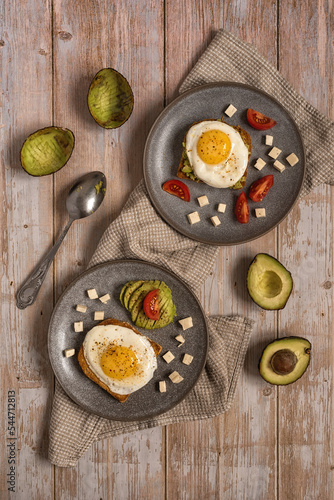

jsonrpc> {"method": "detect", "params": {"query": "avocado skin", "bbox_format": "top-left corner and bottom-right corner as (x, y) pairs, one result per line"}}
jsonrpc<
(247, 253), (293, 310)
(120, 280), (176, 329)
(259, 336), (311, 386)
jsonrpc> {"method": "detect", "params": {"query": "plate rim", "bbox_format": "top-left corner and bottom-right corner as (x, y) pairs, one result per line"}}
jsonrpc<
(48, 259), (209, 421)
(143, 81), (306, 246)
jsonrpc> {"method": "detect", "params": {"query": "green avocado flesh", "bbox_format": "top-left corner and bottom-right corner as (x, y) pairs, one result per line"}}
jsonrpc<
(88, 68), (134, 129)
(20, 127), (74, 176)
(120, 280), (176, 329)
(259, 337), (311, 385)
(247, 253), (293, 310)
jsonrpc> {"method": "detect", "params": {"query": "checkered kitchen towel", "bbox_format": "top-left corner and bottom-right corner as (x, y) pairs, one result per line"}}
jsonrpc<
(49, 29), (333, 467)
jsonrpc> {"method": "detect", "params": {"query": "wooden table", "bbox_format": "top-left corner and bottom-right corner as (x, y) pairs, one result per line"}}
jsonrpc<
(1, 1), (333, 499)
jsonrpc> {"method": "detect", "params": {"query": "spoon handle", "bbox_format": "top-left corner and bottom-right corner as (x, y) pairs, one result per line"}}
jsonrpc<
(16, 219), (74, 309)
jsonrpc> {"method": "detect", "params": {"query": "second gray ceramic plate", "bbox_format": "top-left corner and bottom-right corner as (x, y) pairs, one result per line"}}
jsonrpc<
(144, 82), (305, 245)
(48, 260), (208, 421)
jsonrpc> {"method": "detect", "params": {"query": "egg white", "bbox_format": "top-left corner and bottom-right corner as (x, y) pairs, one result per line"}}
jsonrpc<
(185, 121), (249, 188)
(83, 324), (158, 395)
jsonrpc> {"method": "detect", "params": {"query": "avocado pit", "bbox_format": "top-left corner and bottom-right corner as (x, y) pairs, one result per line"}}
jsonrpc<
(270, 349), (297, 375)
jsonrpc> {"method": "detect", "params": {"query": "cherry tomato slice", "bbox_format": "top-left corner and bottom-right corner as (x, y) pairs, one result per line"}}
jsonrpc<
(143, 289), (160, 321)
(162, 179), (191, 202)
(249, 174), (274, 202)
(235, 191), (249, 224)
(246, 109), (277, 130)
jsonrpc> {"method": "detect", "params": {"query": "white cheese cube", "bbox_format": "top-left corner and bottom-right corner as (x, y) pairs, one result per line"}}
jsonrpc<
(197, 195), (209, 207)
(273, 160), (285, 173)
(217, 203), (226, 213)
(159, 381), (167, 393)
(255, 208), (266, 218)
(224, 104), (237, 117)
(64, 348), (75, 358)
(74, 321), (83, 333)
(268, 147), (282, 159)
(210, 215), (221, 227)
(286, 153), (299, 166)
(175, 334), (185, 346)
(169, 371), (184, 384)
(254, 158), (266, 171)
(163, 351), (175, 364)
(187, 211), (200, 225)
(178, 317), (193, 330)
(94, 311), (105, 321)
(99, 293), (110, 303)
(182, 353), (194, 365)
(76, 304), (87, 313)
(87, 288), (98, 299)
(265, 135), (273, 146)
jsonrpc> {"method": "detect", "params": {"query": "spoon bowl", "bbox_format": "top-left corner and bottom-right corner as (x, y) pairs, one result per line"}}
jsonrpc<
(16, 171), (107, 309)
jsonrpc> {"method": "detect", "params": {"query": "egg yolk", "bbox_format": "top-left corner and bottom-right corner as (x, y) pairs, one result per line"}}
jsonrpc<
(100, 344), (138, 380)
(196, 129), (232, 165)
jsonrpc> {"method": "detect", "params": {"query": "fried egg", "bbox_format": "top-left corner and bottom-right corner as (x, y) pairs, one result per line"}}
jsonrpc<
(83, 324), (158, 395)
(185, 121), (249, 188)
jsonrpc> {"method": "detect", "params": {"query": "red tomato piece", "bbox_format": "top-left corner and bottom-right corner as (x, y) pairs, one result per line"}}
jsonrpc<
(143, 289), (160, 320)
(246, 109), (277, 130)
(249, 175), (274, 202)
(235, 191), (249, 224)
(162, 179), (191, 202)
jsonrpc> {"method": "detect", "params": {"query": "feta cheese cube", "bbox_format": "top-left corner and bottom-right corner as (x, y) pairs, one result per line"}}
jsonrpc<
(94, 311), (105, 321)
(178, 317), (193, 330)
(182, 353), (194, 365)
(286, 153), (299, 166)
(273, 160), (285, 173)
(87, 288), (98, 299)
(255, 208), (266, 218)
(169, 371), (184, 384)
(99, 293), (110, 303)
(64, 348), (75, 358)
(224, 104), (237, 117)
(163, 351), (175, 364)
(76, 304), (87, 313)
(74, 321), (83, 333)
(217, 203), (226, 213)
(175, 334), (185, 346)
(187, 211), (200, 225)
(210, 215), (221, 227)
(197, 195), (209, 207)
(265, 135), (273, 146)
(254, 158), (266, 171)
(268, 147), (282, 159)
(159, 381), (167, 393)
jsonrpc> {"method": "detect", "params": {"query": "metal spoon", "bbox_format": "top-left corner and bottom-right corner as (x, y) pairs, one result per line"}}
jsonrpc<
(16, 171), (107, 309)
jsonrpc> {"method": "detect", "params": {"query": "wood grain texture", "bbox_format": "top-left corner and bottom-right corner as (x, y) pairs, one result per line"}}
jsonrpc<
(0, 0), (54, 498)
(0, 1), (333, 499)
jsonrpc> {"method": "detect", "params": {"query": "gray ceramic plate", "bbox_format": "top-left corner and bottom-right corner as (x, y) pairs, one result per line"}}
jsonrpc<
(48, 260), (208, 421)
(144, 82), (305, 245)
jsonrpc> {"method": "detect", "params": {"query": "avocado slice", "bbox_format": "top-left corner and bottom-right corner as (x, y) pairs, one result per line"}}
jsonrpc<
(247, 253), (293, 310)
(259, 337), (311, 385)
(128, 281), (161, 323)
(120, 280), (144, 308)
(20, 126), (74, 176)
(135, 288), (176, 329)
(87, 68), (134, 129)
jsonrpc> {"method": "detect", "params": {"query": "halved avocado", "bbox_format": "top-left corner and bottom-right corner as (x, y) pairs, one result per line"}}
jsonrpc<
(247, 253), (293, 310)
(20, 126), (74, 176)
(87, 68), (134, 129)
(259, 337), (311, 385)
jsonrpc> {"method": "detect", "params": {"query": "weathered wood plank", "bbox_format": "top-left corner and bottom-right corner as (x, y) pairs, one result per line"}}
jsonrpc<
(165, 1), (279, 499)
(0, 0), (54, 498)
(278, 2), (333, 499)
(52, 1), (165, 498)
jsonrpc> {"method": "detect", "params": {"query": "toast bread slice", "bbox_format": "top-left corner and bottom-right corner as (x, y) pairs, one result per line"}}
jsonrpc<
(78, 318), (162, 403)
(177, 121), (252, 189)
